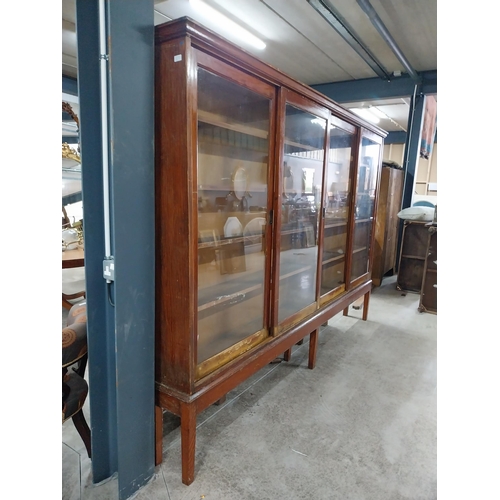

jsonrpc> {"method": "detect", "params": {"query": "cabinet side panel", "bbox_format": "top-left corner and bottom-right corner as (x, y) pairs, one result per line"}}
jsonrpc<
(372, 166), (390, 285)
(155, 38), (196, 393)
(384, 169), (404, 274)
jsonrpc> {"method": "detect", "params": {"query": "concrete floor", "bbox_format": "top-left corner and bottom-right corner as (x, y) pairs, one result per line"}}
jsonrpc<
(62, 275), (437, 499)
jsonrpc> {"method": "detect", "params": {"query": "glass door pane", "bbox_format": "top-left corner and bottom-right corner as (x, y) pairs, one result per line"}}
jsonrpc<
(350, 135), (381, 282)
(320, 120), (355, 298)
(196, 67), (272, 366)
(278, 104), (325, 324)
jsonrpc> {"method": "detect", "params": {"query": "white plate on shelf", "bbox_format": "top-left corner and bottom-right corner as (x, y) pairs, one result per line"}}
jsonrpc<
(224, 216), (243, 237)
(243, 217), (266, 245)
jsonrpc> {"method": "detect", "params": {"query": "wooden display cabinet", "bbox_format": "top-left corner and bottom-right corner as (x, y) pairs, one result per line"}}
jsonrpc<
(154, 17), (386, 484)
(372, 162), (404, 286)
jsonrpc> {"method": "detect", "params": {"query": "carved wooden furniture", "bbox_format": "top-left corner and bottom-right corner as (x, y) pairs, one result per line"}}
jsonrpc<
(154, 17), (386, 485)
(372, 161), (404, 286)
(418, 223), (437, 314)
(62, 247), (85, 269)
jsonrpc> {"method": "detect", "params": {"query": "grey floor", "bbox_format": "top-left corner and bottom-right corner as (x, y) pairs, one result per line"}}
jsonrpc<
(62, 275), (437, 500)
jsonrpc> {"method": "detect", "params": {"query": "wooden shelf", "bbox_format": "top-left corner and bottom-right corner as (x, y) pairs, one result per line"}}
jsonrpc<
(280, 227), (311, 237)
(352, 246), (367, 255)
(324, 219), (348, 229)
(198, 186), (268, 193)
(198, 110), (269, 139)
(198, 251), (315, 316)
(198, 283), (262, 313)
(198, 236), (245, 249)
(284, 138), (320, 152)
(401, 254), (426, 260)
(322, 249), (345, 265)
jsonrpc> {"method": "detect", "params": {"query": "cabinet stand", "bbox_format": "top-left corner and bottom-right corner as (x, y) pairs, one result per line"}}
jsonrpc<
(155, 282), (371, 483)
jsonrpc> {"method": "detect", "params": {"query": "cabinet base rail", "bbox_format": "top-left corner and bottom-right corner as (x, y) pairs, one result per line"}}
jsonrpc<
(155, 281), (372, 484)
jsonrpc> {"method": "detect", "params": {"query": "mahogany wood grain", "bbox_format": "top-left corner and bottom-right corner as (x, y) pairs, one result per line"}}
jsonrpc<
(372, 166), (403, 286)
(362, 291), (370, 321)
(308, 329), (319, 369)
(283, 348), (292, 362)
(62, 247), (84, 269)
(154, 17), (385, 485)
(155, 18), (386, 137)
(155, 281), (372, 483)
(344, 127), (361, 290)
(180, 402), (197, 485)
(155, 38), (197, 394)
(195, 49), (276, 100)
(156, 281), (371, 407)
(270, 87), (287, 330)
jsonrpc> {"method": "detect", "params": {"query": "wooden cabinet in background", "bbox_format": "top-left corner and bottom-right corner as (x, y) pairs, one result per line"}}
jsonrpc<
(372, 162), (404, 286)
(419, 224), (437, 314)
(154, 17), (386, 485)
(396, 220), (430, 292)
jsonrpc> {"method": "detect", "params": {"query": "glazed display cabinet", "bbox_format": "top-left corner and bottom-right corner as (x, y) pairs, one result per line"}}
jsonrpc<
(154, 17), (386, 484)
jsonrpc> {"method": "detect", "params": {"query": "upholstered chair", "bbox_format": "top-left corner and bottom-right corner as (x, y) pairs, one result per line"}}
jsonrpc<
(62, 302), (91, 458)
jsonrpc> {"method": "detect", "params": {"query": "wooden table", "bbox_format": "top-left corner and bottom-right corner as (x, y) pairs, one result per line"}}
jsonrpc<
(62, 246), (85, 269)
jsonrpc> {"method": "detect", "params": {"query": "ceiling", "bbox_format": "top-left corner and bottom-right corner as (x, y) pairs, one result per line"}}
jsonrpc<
(62, 0), (437, 135)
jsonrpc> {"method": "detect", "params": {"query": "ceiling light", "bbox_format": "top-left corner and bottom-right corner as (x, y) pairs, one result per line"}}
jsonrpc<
(351, 108), (380, 124)
(189, 0), (266, 50)
(368, 106), (387, 119)
(370, 105), (407, 132)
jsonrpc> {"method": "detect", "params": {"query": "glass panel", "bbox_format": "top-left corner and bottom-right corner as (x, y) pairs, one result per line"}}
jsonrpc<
(350, 136), (381, 282)
(320, 122), (355, 296)
(197, 68), (271, 364)
(278, 105), (325, 323)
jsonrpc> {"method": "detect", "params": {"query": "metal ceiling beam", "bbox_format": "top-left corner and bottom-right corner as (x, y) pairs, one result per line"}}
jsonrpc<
(356, 0), (420, 81)
(307, 0), (391, 81)
(311, 70), (437, 103)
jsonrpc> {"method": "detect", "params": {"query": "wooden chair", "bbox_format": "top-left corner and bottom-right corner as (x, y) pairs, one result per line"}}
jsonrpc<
(62, 302), (91, 458)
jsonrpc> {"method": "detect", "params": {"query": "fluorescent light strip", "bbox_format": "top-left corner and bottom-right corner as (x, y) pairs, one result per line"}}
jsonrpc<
(368, 106), (387, 119)
(189, 0), (266, 50)
(370, 105), (407, 132)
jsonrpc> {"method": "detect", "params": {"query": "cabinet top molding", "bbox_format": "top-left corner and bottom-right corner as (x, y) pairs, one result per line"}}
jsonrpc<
(155, 17), (387, 138)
